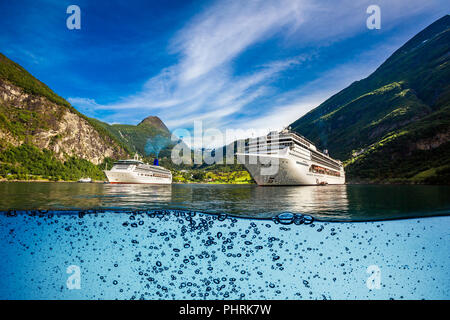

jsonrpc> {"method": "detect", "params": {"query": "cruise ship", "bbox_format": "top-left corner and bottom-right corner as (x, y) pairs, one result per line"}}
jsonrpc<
(237, 128), (345, 186)
(104, 155), (172, 184)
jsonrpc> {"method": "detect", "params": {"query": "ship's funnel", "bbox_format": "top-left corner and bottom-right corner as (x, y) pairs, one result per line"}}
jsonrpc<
(153, 159), (159, 166)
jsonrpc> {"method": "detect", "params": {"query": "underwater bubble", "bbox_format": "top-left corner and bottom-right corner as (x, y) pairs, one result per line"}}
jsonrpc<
(1, 208), (447, 300)
(277, 213), (294, 225)
(303, 215), (314, 225)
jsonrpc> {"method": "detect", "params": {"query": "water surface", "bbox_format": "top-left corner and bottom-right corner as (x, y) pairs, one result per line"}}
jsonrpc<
(0, 182), (449, 221)
(1, 183), (449, 300)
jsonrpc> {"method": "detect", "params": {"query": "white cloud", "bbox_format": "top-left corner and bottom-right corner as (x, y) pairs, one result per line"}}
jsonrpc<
(68, 0), (448, 143)
(68, 0), (310, 127)
(68, 97), (98, 107)
(171, 0), (304, 82)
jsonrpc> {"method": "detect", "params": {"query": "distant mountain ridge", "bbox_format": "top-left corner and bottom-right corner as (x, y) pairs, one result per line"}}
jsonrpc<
(290, 15), (450, 184)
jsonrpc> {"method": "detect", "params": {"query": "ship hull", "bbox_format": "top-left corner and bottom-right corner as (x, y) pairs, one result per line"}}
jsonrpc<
(240, 153), (345, 186)
(104, 170), (172, 185)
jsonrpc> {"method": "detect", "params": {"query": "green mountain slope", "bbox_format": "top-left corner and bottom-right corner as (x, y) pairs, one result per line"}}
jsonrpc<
(290, 15), (450, 184)
(0, 53), (70, 108)
(0, 53), (130, 157)
(0, 53), (130, 181)
(88, 116), (174, 158)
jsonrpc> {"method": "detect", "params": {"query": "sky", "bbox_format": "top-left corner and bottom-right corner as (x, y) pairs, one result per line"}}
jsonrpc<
(0, 0), (448, 145)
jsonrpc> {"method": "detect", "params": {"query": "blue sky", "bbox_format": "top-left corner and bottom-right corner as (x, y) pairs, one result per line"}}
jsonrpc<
(0, 0), (448, 143)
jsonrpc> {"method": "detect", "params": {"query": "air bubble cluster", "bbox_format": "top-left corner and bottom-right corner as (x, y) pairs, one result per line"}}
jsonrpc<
(0, 209), (448, 300)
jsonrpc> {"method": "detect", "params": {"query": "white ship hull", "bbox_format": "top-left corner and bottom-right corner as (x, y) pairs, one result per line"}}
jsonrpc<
(104, 170), (172, 185)
(240, 153), (345, 186)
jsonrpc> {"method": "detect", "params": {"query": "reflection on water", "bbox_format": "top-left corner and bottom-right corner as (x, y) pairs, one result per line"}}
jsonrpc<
(0, 182), (449, 221)
(101, 183), (173, 206)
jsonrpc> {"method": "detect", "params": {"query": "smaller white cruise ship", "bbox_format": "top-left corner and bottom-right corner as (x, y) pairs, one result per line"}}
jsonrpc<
(237, 128), (345, 186)
(104, 155), (172, 185)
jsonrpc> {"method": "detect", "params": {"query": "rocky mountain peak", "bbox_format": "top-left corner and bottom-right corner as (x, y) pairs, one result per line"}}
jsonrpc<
(138, 116), (170, 133)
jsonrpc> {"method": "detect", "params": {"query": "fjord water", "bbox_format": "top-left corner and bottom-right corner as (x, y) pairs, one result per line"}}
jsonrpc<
(1, 210), (449, 299)
(0, 182), (449, 299)
(0, 182), (449, 221)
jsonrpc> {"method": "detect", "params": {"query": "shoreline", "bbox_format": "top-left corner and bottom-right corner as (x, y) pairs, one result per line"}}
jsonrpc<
(0, 179), (448, 186)
(0, 179), (255, 185)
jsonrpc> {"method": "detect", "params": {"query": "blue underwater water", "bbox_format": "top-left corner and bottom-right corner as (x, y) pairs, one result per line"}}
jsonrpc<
(0, 210), (449, 300)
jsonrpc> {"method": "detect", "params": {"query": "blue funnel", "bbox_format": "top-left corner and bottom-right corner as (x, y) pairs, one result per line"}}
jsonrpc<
(153, 159), (159, 166)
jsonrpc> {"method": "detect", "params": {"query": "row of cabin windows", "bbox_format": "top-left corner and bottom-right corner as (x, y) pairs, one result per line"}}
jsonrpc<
(310, 165), (341, 177)
(248, 134), (311, 147)
(311, 152), (340, 170)
(247, 142), (293, 150)
(311, 157), (341, 171)
(137, 173), (170, 178)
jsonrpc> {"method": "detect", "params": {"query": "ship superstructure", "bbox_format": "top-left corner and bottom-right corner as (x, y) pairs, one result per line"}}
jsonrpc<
(104, 156), (172, 184)
(237, 128), (345, 185)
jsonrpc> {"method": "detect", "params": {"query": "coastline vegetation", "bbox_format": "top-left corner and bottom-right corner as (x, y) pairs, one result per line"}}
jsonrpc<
(172, 169), (253, 184)
(0, 144), (255, 184)
(0, 144), (110, 181)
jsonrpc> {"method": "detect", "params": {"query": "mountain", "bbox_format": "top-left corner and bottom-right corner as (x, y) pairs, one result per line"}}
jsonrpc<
(290, 15), (450, 184)
(0, 53), (131, 180)
(138, 116), (170, 132)
(0, 51), (190, 181)
(0, 53), (130, 163)
(88, 115), (174, 158)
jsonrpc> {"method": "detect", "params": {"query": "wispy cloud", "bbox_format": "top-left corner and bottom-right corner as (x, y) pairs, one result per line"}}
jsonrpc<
(70, 0), (309, 128)
(68, 0), (449, 142)
(171, 0), (304, 82)
(69, 0), (305, 127)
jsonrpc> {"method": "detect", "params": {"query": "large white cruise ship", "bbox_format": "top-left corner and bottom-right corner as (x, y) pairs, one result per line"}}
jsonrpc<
(104, 156), (172, 184)
(237, 128), (345, 186)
